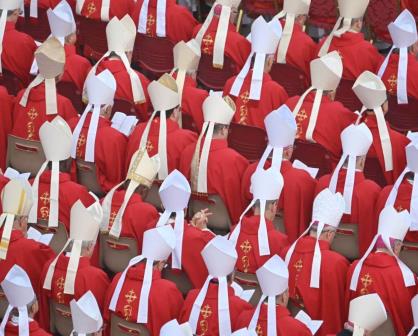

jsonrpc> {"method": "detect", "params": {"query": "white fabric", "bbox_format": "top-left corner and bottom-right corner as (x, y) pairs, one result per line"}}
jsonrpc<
(248, 295), (276, 336)
(329, 156), (356, 214)
(0, 10), (8, 72)
(318, 16), (343, 57)
(276, 12), (294, 64)
(292, 87), (321, 142)
(0, 306), (29, 336)
(30, 0), (38, 18)
(138, 0), (167, 37)
(20, 75), (58, 116)
(0, 214), (15, 260)
(373, 107), (393, 171)
(76, 0), (109, 21)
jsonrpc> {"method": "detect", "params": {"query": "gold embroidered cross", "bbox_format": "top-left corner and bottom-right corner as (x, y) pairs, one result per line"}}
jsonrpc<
(202, 34), (214, 54)
(240, 91), (250, 105)
(256, 324), (263, 336)
(109, 211), (118, 227)
(360, 273), (373, 294)
(28, 107), (38, 120)
(240, 240), (252, 254)
(86, 2), (96, 17)
(40, 192), (50, 205)
(200, 304), (212, 319)
(56, 277), (65, 290)
(396, 205), (404, 212)
(146, 140), (154, 153)
(294, 259), (303, 272)
(125, 289), (137, 304)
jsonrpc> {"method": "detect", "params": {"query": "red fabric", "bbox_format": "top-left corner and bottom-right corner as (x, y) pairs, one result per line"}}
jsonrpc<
(39, 254), (110, 331)
(192, 17), (252, 73)
(402, 0), (418, 19)
(287, 236), (349, 336)
(376, 180), (418, 243)
(232, 215), (289, 274)
(24, 0), (72, 8)
(317, 32), (384, 81)
(131, 0), (198, 45)
(223, 71), (288, 129)
(4, 320), (51, 336)
(0, 86), (14, 170)
(236, 304), (312, 335)
(309, 0), (338, 30)
(182, 85), (208, 132)
(286, 92), (357, 165)
(179, 282), (253, 334)
(103, 262), (184, 335)
(379, 53), (418, 100)
(179, 139), (249, 224)
(346, 253), (417, 336)
(11, 83), (78, 141)
(61, 44), (92, 92)
(69, 114), (127, 192)
(2, 22), (37, 85)
(100, 190), (159, 253)
(244, 0), (282, 16)
(126, 117), (197, 173)
(78, 0), (131, 20)
(96, 58), (151, 121)
(366, 0), (400, 43)
(242, 160), (317, 243)
(316, 170), (381, 255)
(29, 171), (94, 232)
(362, 113), (410, 185)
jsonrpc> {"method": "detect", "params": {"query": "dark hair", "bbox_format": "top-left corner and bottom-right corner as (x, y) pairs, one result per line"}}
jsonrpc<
(155, 107), (178, 119)
(0, 9), (17, 17)
(213, 123), (229, 135)
(337, 330), (353, 336)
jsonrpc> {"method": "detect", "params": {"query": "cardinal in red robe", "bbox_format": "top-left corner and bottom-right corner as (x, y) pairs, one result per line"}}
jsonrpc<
(4, 320), (51, 336)
(77, 0), (132, 20)
(61, 43), (92, 93)
(11, 83), (78, 141)
(0, 86), (14, 170)
(103, 262), (184, 335)
(181, 76), (208, 132)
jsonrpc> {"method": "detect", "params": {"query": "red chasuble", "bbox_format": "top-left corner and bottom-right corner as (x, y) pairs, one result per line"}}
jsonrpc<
(103, 263), (184, 335)
(362, 114), (409, 185)
(309, 0), (338, 30)
(2, 22), (37, 86)
(69, 114), (127, 193)
(4, 320), (51, 336)
(231, 215), (289, 274)
(287, 236), (349, 336)
(101, 190), (159, 253)
(182, 85), (208, 132)
(179, 283), (253, 334)
(61, 44), (92, 92)
(78, 0), (131, 20)
(316, 170), (381, 255)
(192, 17), (252, 73)
(11, 84), (78, 141)
(131, 0), (198, 45)
(0, 86), (14, 170)
(223, 71), (288, 129)
(126, 118), (197, 173)
(0, 230), (55, 297)
(242, 160), (317, 243)
(96, 59), (151, 121)
(38, 255), (110, 331)
(317, 32), (384, 80)
(346, 253), (417, 336)
(179, 139), (249, 224)
(379, 53), (418, 101)
(236, 304), (312, 336)
(24, 0), (69, 9)
(285, 92), (357, 166)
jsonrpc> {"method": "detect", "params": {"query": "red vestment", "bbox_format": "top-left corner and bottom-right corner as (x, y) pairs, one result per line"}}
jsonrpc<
(69, 114), (127, 193)
(179, 283), (253, 334)
(223, 71), (288, 129)
(126, 117), (197, 173)
(376, 180), (418, 243)
(309, 0), (338, 30)
(78, 0), (131, 20)
(317, 32), (384, 80)
(0, 230), (55, 297)
(232, 215), (289, 274)
(2, 22), (37, 85)
(346, 253), (417, 336)
(103, 262), (184, 335)
(182, 85), (208, 132)
(101, 190), (159, 253)
(316, 170), (381, 255)
(362, 114), (409, 185)
(236, 304), (312, 336)
(24, 0), (68, 8)
(242, 160), (317, 243)
(179, 139), (249, 224)
(192, 17), (252, 73)
(11, 83), (78, 141)
(379, 53), (418, 100)
(96, 58), (151, 121)
(38, 255), (110, 331)
(0, 86), (14, 170)
(286, 92), (357, 165)
(131, 0), (198, 45)
(61, 44), (92, 92)
(4, 320), (51, 336)
(287, 236), (349, 336)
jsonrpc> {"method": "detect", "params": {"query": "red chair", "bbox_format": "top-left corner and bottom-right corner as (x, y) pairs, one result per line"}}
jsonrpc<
(197, 54), (235, 91)
(0, 69), (25, 96)
(112, 99), (136, 117)
(17, 7), (51, 42)
(386, 94), (418, 133)
(364, 156), (387, 188)
(56, 81), (85, 113)
(133, 34), (174, 79)
(227, 123), (267, 162)
(335, 79), (363, 112)
(291, 139), (333, 178)
(270, 63), (309, 98)
(78, 16), (108, 62)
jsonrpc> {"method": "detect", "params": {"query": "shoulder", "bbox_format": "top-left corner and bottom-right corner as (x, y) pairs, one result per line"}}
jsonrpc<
(283, 166), (315, 182)
(358, 179), (381, 193)
(322, 250), (350, 268)
(175, 128), (198, 141)
(280, 316), (312, 335)
(99, 126), (127, 140)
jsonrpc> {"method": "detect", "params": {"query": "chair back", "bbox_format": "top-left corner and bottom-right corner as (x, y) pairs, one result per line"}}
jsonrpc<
(270, 63), (309, 97)
(291, 140), (332, 178)
(197, 54), (235, 91)
(234, 271), (262, 306)
(0, 70), (25, 95)
(331, 223), (359, 261)
(228, 123), (268, 162)
(56, 81), (85, 114)
(386, 94), (418, 133)
(400, 241), (418, 275)
(18, 7), (51, 42)
(133, 34), (174, 79)
(32, 220), (69, 254)
(75, 159), (105, 198)
(364, 156), (387, 187)
(6, 135), (46, 177)
(0, 289), (7, 320)
(78, 17), (108, 62)
(161, 267), (193, 296)
(335, 79), (363, 112)
(112, 99), (137, 117)
(110, 313), (151, 336)
(372, 315), (396, 336)
(100, 233), (139, 274)
(50, 301), (73, 336)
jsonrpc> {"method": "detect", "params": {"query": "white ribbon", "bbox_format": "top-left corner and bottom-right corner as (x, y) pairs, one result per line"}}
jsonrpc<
(43, 239), (71, 290)
(138, 0), (167, 37)
(0, 305), (12, 336)
(374, 106), (393, 172)
(76, 0), (85, 15)
(64, 239), (82, 294)
(292, 87), (321, 142)
(257, 145), (283, 172)
(0, 10), (8, 73)
(230, 52), (253, 98)
(0, 305), (30, 336)
(30, 0), (38, 18)
(318, 16), (344, 57)
(276, 13), (294, 64)
(0, 213), (15, 260)
(189, 275), (213, 332)
(213, 6), (230, 69)
(353, 325), (365, 336)
(100, 0), (110, 22)
(100, 181), (124, 232)
(408, 327), (418, 336)
(248, 295), (277, 336)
